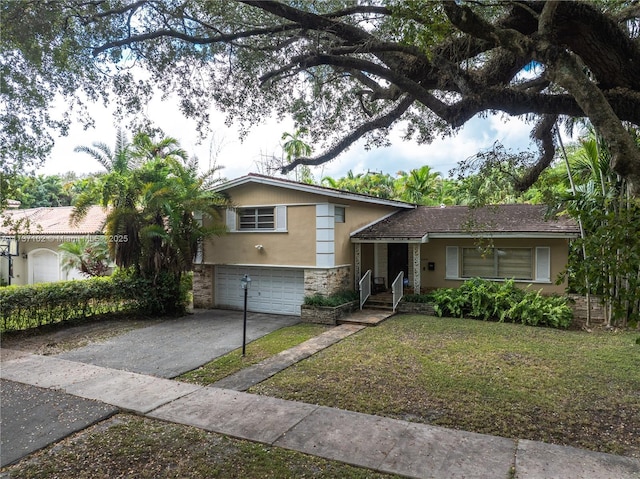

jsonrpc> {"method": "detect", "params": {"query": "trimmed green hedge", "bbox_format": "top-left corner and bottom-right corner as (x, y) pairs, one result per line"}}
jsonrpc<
(0, 270), (192, 332)
(0, 276), (143, 332)
(408, 278), (573, 329)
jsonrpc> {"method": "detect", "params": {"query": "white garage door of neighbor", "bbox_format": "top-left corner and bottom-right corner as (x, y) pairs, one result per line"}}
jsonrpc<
(31, 250), (60, 284)
(216, 266), (305, 316)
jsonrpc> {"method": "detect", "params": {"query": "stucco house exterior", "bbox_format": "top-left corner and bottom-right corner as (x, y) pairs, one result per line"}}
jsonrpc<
(194, 174), (580, 316)
(0, 206), (107, 286)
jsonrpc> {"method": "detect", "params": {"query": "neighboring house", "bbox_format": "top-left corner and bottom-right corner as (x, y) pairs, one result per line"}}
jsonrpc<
(0, 206), (107, 286)
(194, 174), (580, 316)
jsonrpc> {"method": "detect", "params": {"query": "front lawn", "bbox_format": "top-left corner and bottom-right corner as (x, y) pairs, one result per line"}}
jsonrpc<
(250, 314), (640, 458)
(179, 323), (329, 385)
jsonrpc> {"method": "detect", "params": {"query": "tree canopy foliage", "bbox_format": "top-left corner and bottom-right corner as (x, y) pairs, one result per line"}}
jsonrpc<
(2, 1), (640, 195)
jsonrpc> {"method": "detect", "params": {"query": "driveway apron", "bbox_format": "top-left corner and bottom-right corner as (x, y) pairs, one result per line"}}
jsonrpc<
(55, 309), (299, 378)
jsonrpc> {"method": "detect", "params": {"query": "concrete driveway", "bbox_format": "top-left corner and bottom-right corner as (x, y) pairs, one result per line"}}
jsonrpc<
(56, 309), (299, 378)
(1, 309), (298, 466)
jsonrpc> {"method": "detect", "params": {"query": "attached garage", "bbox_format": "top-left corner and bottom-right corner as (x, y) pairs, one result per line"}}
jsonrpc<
(29, 249), (60, 284)
(215, 265), (305, 316)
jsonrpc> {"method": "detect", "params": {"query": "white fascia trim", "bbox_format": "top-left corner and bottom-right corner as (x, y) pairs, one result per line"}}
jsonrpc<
(427, 232), (580, 239)
(216, 176), (415, 209)
(351, 237), (426, 244)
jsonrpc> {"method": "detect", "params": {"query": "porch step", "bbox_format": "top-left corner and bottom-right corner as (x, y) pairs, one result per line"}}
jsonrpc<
(365, 293), (394, 311)
(337, 309), (394, 326)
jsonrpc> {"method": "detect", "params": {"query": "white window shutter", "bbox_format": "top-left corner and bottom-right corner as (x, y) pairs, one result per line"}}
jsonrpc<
(226, 208), (236, 232)
(275, 206), (287, 232)
(535, 247), (551, 282)
(446, 246), (459, 279)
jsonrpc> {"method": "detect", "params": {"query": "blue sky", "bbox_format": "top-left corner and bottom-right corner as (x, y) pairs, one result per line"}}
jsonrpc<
(41, 95), (539, 182)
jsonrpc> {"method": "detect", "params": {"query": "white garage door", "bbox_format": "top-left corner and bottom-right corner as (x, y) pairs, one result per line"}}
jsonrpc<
(216, 266), (305, 316)
(30, 249), (60, 284)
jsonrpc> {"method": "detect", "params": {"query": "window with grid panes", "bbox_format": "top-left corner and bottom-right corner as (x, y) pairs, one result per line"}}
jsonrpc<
(238, 207), (275, 230)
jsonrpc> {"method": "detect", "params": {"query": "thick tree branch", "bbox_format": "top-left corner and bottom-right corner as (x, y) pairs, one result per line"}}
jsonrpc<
(281, 95), (414, 173)
(515, 114), (557, 191)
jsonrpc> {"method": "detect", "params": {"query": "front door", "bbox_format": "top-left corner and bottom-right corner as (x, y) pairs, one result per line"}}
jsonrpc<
(387, 243), (408, 286)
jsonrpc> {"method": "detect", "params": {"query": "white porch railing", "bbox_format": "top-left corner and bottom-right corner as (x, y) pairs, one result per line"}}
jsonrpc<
(359, 269), (372, 310)
(391, 271), (404, 312)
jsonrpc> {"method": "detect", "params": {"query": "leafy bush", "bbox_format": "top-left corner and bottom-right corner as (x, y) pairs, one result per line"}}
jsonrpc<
(303, 290), (358, 307)
(425, 278), (573, 329)
(0, 275), (142, 332)
(0, 270), (192, 332)
(402, 293), (435, 303)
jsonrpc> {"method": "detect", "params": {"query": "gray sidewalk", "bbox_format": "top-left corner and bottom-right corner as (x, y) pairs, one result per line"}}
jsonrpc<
(2, 346), (639, 478)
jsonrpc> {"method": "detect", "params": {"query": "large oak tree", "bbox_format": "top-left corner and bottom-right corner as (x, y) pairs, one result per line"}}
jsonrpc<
(2, 1), (640, 194)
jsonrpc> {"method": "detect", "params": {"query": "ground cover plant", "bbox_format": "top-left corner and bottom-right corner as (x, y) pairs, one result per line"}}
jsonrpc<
(0, 415), (400, 479)
(251, 315), (640, 458)
(406, 278), (573, 329)
(179, 323), (329, 385)
(303, 290), (359, 307)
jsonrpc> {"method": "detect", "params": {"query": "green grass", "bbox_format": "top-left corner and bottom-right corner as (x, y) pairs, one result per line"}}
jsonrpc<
(178, 323), (329, 385)
(1, 415), (401, 478)
(250, 315), (640, 458)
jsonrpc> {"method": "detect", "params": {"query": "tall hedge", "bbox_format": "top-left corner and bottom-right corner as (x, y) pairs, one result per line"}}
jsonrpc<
(0, 268), (191, 332)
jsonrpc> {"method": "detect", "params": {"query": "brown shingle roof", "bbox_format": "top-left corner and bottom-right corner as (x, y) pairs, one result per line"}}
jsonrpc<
(1, 206), (107, 236)
(352, 205), (580, 241)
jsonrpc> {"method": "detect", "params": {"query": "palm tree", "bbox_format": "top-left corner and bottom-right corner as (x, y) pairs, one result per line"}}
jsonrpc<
(73, 131), (230, 313)
(396, 166), (442, 204)
(281, 129), (313, 183)
(74, 128), (131, 173)
(130, 131), (188, 164)
(59, 237), (110, 277)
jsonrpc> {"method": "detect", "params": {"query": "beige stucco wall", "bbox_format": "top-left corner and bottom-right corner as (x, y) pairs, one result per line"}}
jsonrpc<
(334, 201), (397, 266)
(419, 237), (571, 294)
(224, 182), (324, 207)
(205, 204), (316, 266)
(204, 183), (399, 274)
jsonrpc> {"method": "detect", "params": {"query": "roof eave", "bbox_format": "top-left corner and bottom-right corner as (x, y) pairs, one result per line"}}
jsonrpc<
(215, 175), (415, 209)
(426, 232), (580, 239)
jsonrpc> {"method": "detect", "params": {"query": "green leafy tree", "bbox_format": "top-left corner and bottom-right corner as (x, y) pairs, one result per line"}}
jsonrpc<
(4, 2), (640, 195)
(395, 166), (443, 205)
(10, 175), (71, 208)
(556, 130), (640, 327)
(322, 170), (397, 199)
(73, 131), (229, 313)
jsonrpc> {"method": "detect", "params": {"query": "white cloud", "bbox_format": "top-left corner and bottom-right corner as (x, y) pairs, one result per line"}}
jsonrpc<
(41, 97), (542, 182)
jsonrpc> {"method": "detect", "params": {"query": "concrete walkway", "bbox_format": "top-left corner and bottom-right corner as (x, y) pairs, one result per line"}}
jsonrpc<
(212, 323), (365, 391)
(2, 345), (639, 478)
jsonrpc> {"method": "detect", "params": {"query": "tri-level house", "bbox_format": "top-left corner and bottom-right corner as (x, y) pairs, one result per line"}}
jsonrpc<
(193, 174), (580, 316)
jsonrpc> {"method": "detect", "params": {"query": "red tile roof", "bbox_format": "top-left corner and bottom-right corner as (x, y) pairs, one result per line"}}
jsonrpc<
(1, 206), (107, 236)
(352, 204), (580, 241)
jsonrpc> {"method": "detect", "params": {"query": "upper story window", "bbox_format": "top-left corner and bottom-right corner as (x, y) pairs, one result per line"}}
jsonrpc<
(335, 206), (345, 223)
(238, 207), (275, 230)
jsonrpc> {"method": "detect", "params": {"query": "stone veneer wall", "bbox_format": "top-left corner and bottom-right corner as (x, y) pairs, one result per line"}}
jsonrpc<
(304, 266), (351, 297)
(396, 301), (437, 316)
(193, 264), (214, 309)
(301, 301), (359, 325)
(568, 294), (606, 325)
